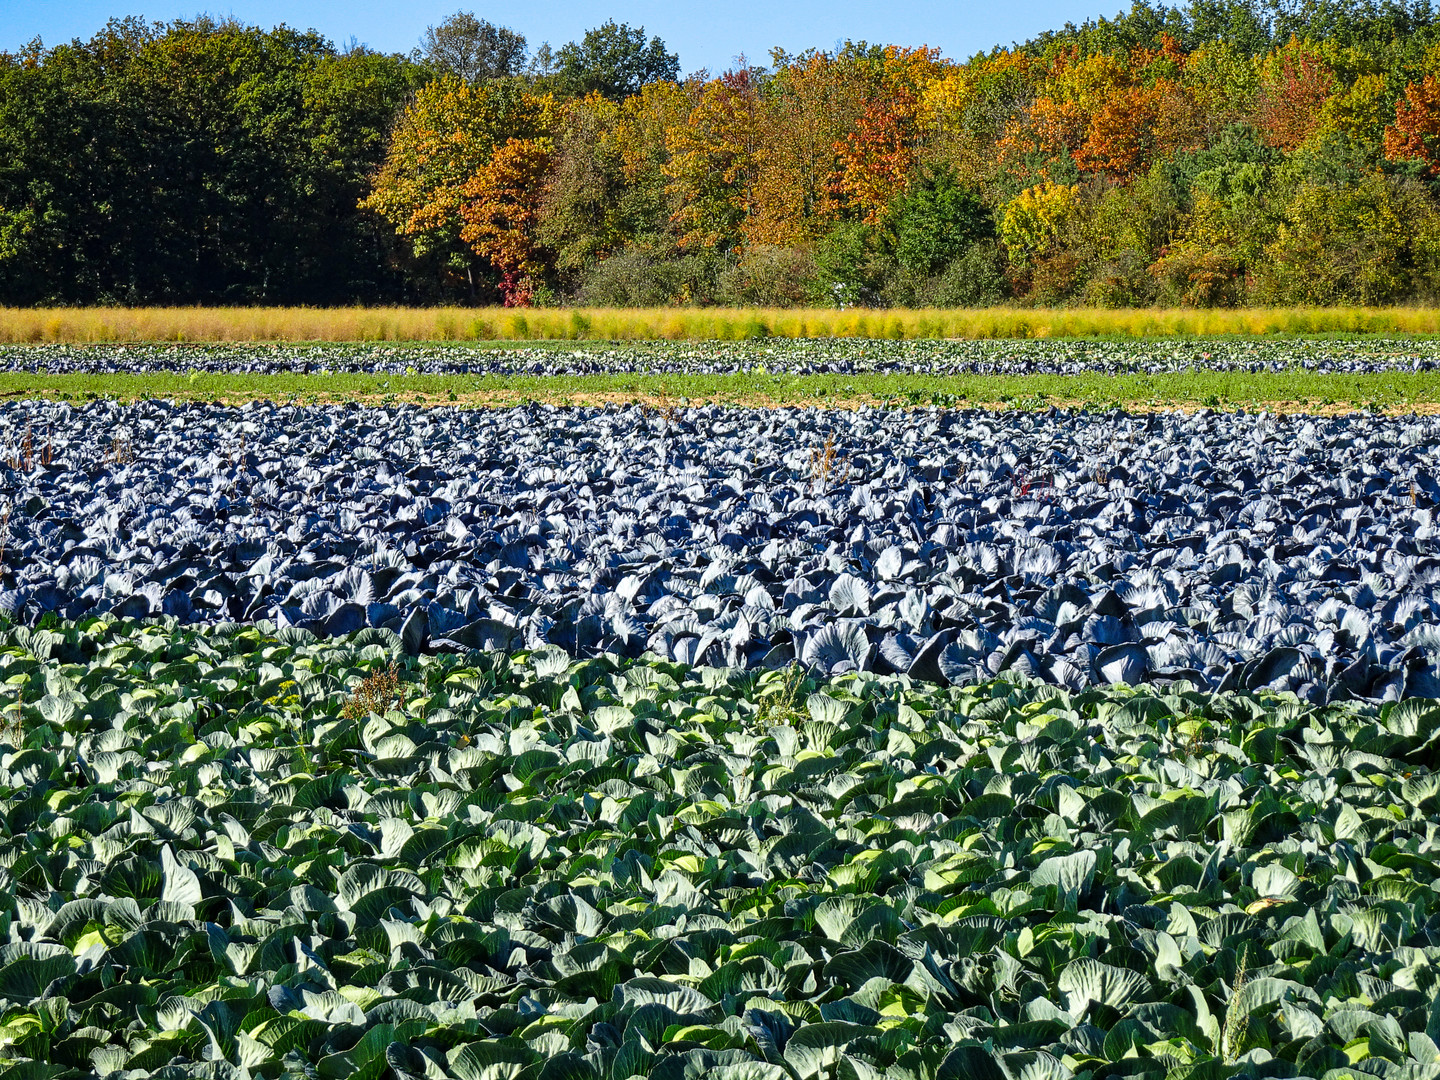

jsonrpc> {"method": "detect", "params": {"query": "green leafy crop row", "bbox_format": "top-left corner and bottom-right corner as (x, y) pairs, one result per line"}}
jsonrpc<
(0, 617), (1436, 1080)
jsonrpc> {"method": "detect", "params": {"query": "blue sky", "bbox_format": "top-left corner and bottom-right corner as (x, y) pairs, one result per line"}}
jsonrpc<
(1, 0), (1128, 74)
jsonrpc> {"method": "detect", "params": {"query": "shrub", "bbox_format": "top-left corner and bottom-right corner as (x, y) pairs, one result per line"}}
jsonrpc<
(810, 221), (894, 307)
(1000, 182), (1082, 269)
(1251, 173), (1440, 305)
(883, 241), (1010, 307)
(714, 245), (818, 307)
(573, 248), (719, 306)
(1082, 247), (1164, 307)
(1028, 250), (1086, 305)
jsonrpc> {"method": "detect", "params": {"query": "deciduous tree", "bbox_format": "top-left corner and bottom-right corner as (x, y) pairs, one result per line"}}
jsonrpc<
(665, 69), (764, 250)
(831, 47), (947, 223)
(552, 21), (679, 101)
(459, 136), (553, 303)
(421, 12), (527, 83)
(0, 17), (420, 305)
(1385, 73), (1440, 175)
(745, 50), (867, 244)
(1256, 38), (1337, 150)
(360, 79), (552, 296)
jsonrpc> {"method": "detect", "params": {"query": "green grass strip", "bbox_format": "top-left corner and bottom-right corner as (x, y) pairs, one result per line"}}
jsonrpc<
(3, 370), (1440, 410)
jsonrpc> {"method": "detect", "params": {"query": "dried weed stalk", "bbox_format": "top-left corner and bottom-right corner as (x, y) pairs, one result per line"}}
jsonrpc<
(809, 434), (849, 492)
(226, 433), (248, 468)
(1221, 946), (1250, 1063)
(648, 389), (680, 424)
(342, 661), (407, 720)
(4, 423), (52, 472)
(107, 434), (135, 465)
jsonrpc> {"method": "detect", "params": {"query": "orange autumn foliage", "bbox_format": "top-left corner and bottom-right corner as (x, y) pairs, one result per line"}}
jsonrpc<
(831, 46), (948, 225)
(361, 79), (555, 297)
(1385, 73), (1440, 176)
(1075, 80), (1204, 177)
(1000, 37), (1203, 180)
(351, 20), (1440, 311)
(459, 136), (553, 304)
(833, 92), (920, 224)
(358, 78), (506, 259)
(1256, 39), (1337, 150)
(745, 51), (869, 244)
(1017, 95), (1090, 159)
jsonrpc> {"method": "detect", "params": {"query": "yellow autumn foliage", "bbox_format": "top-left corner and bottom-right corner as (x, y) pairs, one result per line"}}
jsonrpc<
(1000, 182), (1081, 265)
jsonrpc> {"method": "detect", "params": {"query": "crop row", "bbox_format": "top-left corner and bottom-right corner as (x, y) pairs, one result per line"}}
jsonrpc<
(2, 339), (1439, 377)
(0, 401), (1435, 701)
(0, 617), (1433, 1079)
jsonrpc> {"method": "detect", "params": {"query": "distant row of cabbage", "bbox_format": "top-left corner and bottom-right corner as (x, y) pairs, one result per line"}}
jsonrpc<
(0, 617), (1435, 1079)
(2, 339), (1438, 377)
(0, 400), (1435, 701)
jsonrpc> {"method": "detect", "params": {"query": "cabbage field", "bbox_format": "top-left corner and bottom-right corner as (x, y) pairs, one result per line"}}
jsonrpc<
(2, 398), (1439, 700)
(0, 343), (1438, 1079)
(1, 617), (1439, 1080)
(4, 337), (1440, 376)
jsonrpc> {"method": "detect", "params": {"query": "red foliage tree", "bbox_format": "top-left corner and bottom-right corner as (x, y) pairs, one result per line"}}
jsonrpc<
(458, 136), (553, 305)
(1256, 40), (1336, 151)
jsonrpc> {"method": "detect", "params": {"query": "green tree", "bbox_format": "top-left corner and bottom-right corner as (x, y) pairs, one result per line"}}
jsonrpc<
(0, 17), (423, 305)
(891, 164), (994, 275)
(811, 221), (893, 306)
(536, 95), (630, 276)
(551, 21), (680, 100)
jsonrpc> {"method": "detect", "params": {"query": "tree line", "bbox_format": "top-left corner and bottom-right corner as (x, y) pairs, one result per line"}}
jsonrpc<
(8, 1), (1440, 308)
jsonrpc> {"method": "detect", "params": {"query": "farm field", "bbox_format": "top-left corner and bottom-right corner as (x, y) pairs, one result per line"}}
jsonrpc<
(2, 339), (1440, 411)
(3, 393), (1440, 697)
(0, 617), (1436, 1080)
(1, 339), (1440, 1078)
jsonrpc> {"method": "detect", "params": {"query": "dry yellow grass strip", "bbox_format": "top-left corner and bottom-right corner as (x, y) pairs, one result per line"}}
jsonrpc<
(5, 306), (1440, 342)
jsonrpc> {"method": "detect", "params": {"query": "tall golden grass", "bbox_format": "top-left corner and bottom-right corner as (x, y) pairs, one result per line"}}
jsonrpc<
(3, 306), (1440, 342)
